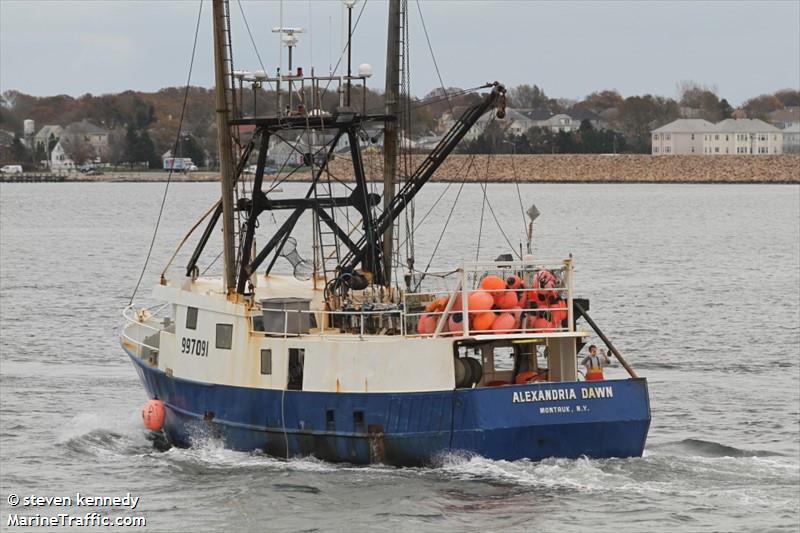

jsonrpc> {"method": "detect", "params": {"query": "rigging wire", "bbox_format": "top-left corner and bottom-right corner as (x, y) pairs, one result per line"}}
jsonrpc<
(475, 174), (487, 263)
(412, 179), (468, 292)
(129, 0), (203, 304)
(479, 180), (522, 258)
(236, 0), (274, 91)
(415, 0), (453, 115)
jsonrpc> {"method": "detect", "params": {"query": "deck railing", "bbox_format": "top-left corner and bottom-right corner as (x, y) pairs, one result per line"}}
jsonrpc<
(123, 259), (576, 342)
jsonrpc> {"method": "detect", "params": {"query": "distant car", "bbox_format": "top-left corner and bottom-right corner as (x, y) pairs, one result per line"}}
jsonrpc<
(1, 165), (23, 174)
(84, 169), (103, 176)
(244, 165), (277, 175)
(187, 164), (198, 172)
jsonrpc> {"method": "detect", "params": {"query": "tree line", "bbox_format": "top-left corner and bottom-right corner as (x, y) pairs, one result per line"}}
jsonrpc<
(1, 82), (798, 167)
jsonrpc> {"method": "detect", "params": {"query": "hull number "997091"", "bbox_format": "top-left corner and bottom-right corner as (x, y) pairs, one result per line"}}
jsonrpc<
(181, 337), (209, 357)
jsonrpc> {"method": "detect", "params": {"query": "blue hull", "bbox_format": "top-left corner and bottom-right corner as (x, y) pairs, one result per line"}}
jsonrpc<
(126, 350), (650, 465)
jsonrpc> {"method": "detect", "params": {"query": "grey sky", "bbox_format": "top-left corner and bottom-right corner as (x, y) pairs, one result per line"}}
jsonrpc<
(1, 0), (799, 106)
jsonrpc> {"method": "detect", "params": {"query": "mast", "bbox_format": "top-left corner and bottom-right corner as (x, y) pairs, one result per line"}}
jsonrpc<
(382, 0), (401, 287)
(212, 0), (237, 293)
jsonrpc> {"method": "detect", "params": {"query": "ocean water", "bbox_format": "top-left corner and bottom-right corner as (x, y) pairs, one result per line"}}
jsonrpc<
(1, 182), (798, 532)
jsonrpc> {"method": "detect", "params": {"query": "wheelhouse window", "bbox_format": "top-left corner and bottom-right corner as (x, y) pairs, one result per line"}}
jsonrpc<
(186, 306), (198, 330)
(216, 323), (233, 349)
(260, 349), (272, 375)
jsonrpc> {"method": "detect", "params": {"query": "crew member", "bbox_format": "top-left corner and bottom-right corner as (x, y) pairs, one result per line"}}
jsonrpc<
(581, 344), (611, 381)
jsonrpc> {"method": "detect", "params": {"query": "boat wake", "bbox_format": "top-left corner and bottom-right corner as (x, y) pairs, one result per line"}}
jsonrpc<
(57, 410), (797, 504)
(649, 438), (781, 458)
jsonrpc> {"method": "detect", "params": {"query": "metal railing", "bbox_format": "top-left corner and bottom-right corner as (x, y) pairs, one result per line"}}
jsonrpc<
(123, 259), (576, 342)
(403, 259), (574, 338)
(121, 303), (170, 356)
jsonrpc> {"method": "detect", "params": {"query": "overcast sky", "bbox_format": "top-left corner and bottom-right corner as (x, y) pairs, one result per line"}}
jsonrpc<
(2, 0), (799, 106)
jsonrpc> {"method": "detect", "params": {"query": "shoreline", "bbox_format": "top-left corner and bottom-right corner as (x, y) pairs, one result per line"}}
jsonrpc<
(3, 154), (799, 184)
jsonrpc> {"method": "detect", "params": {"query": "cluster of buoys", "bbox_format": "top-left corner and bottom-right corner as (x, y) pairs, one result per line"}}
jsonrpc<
(415, 270), (569, 335)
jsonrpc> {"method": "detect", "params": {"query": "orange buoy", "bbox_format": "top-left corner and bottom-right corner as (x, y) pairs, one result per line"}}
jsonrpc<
(534, 269), (557, 289)
(448, 312), (465, 334)
(416, 314), (438, 334)
(480, 275), (506, 292)
(506, 275), (523, 289)
(491, 312), (516, 333)
(515, 371), (540, 384)
(527, 289), (548, 307)
(494, 291), (518, 310)
(451, 293), (463, 311)
(517, 291), (528, 308)
(472, 311), (496, 331)
(531, 316), (554, 331)
(142, 399), (166, 431)
(550, 299), (568, 326)
(467, 291), (494, 312)
(425, 296), (449, 312)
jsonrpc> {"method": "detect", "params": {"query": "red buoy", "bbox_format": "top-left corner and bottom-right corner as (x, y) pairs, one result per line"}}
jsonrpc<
(416, 314), (438, 335)
(472, 311), (496, 331)
(467, 291), (494, 312)
(491, 312), (516, 333)
(479, 275), (506, 292)
(506, 275), (524, 289)
(494, 291), (518, 309)
(142, 399), (166, 431)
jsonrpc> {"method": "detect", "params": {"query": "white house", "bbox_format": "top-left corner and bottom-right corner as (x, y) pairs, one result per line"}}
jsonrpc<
(703, 119), (782, 155)
(651, 118), (784, 155)
(651, 119), (714, 155)
(50, 141), (75, 170)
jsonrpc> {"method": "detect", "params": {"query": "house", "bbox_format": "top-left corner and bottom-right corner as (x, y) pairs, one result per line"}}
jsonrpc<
(565, 107), (605, 130)
(767, 107), (800, 153)
(703, 119), (782, 155)
(50, 140), (74, 170)
(651, 118), (784, 155)
(779, 124), (800, 154)
(651, 119), (714, 154)
(61, 120), (109, 159)
(458, 107), (535, 140)
(527, 107), (604, 133)
(33, 125), (63, 155)
(767, 107), (800, 129)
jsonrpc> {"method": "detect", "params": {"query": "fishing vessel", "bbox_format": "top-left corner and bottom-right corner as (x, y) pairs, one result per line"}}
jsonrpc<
(121, 0), (650, 465)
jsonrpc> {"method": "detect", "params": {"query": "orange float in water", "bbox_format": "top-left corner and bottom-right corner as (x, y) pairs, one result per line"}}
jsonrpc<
(142, 399), (166, 431)
(491, 312), (516, 333)
(472, 311), (496, 331)
(467, 291), (494, 312)
(480, 275), (506, 292)
(416, 314), (438, 334)
(494, 291), (518, 310)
